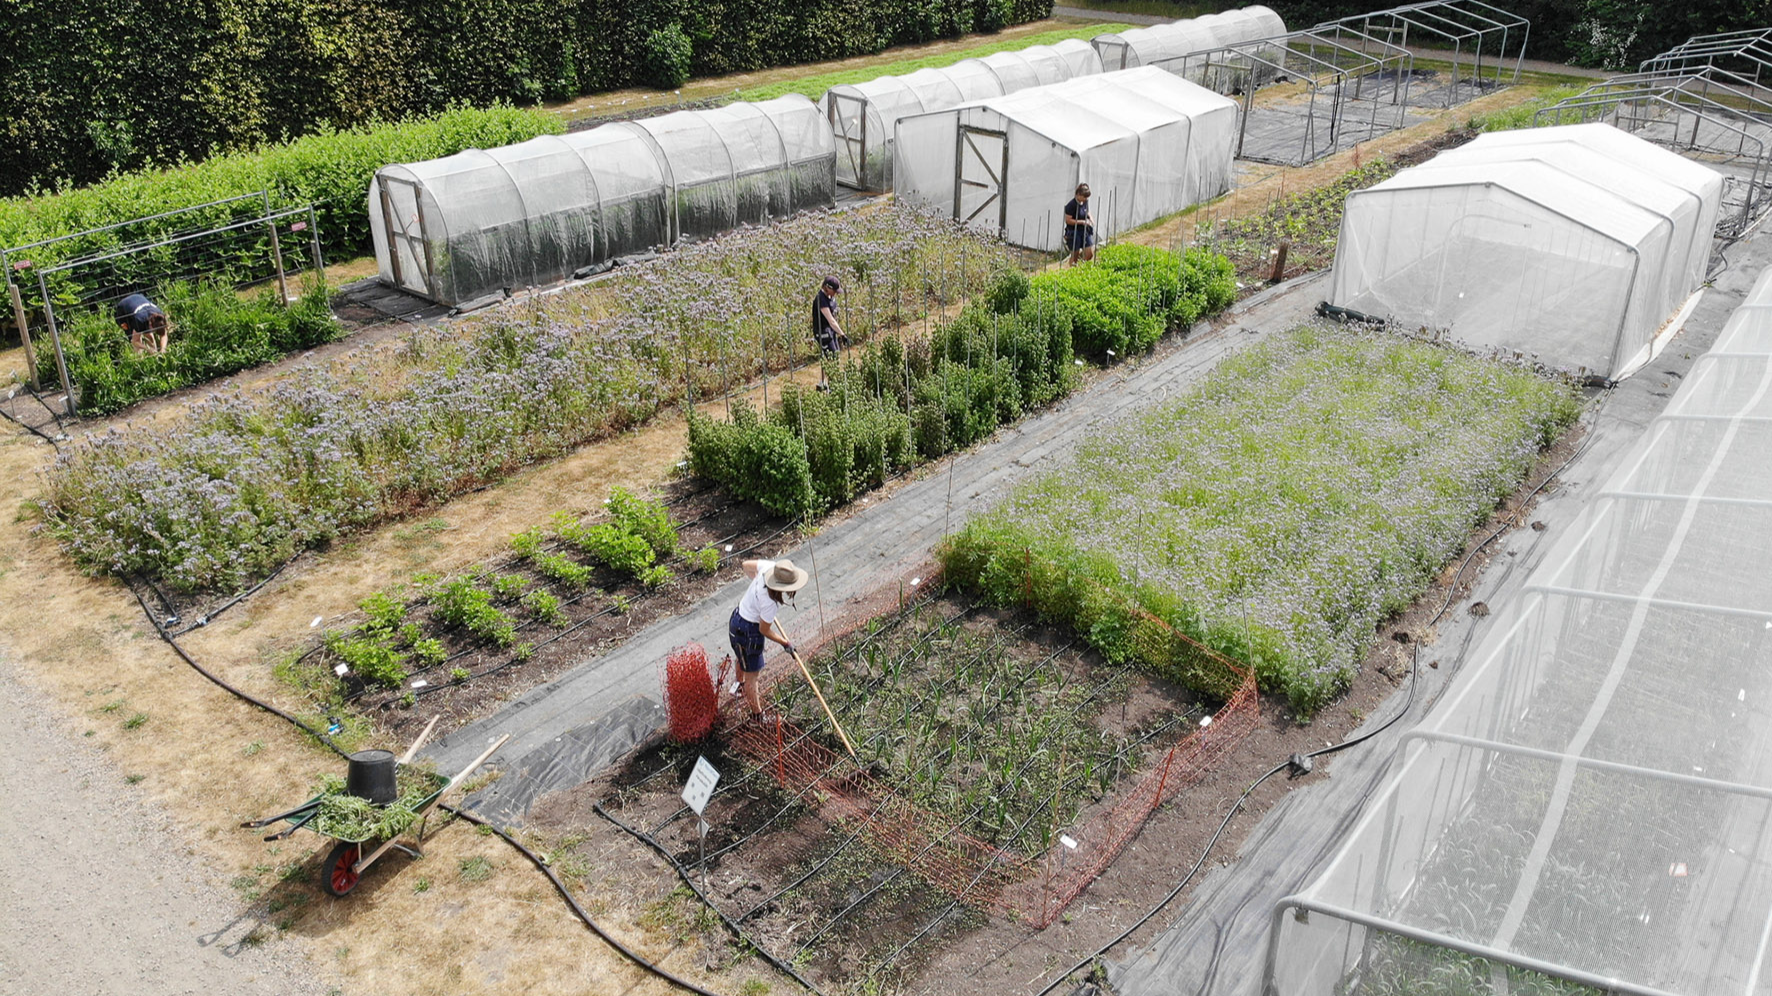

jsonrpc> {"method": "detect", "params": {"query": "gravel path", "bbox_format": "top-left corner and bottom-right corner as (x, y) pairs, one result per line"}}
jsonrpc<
(0, 657), (330, 996)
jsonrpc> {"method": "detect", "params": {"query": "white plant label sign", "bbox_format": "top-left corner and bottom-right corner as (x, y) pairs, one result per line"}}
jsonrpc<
(682, 756), (720, 816)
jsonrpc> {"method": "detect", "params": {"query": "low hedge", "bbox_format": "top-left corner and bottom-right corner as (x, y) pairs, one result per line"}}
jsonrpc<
(685, 245), (1235, 519)
(53, 278), (343, 416)
(0, 104), (563, 327)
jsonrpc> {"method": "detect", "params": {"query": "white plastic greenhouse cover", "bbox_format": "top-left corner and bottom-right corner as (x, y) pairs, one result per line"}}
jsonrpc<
(368, 94), (834, 306)
(1267, 262), (1772, 996)
(1091, 5), (1287, 71)
(1328, 123), (1723, 380)
(893, 67), (1237, 251)
(818, 38), (1101, 190)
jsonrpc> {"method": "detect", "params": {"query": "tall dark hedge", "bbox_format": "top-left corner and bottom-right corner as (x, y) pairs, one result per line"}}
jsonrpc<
(0, 0), (1052, 197)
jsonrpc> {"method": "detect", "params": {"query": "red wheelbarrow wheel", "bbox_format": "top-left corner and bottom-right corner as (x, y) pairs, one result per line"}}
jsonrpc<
(322, 840), (363, 897)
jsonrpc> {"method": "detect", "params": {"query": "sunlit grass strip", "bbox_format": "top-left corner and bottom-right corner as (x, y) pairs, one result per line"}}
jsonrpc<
(734, 23), (1137, 102)
(943, 324), (1580, 716)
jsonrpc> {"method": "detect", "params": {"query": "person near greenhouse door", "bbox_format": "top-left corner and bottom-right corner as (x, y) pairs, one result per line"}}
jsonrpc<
(1064, 183), (1096, 265)
(728, 557), (809, 721)
(811, 275), (849, 391)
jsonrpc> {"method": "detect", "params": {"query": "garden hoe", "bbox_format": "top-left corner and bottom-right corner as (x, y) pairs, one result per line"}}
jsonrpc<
(777, 623), (858, 759)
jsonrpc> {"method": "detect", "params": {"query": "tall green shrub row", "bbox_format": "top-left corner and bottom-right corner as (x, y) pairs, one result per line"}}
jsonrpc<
(685, 245), (1236, 519)
(0, 0), (1052, 198)
(0, 105), (562, 281)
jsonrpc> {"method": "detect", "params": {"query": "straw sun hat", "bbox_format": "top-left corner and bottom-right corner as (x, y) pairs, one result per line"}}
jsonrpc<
(764, 559), (810, 593)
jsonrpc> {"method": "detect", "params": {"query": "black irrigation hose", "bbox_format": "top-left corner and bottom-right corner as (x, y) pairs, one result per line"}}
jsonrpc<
(0, 395), (64, 449)
(168, 559), (295, 637)
(594, 800), (828, 996)
(127, 585), (351, 762)
(1028, 388), (1616, 996)
(443, 803), (734, 996)
(126, 577), (739, 996)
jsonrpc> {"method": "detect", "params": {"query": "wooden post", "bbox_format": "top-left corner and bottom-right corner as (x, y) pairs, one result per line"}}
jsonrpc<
(1270, 241), (1290, 284)
(36, 271), (75, 417)
(6, 277), (40, 389)
(267, 216), (290, 306)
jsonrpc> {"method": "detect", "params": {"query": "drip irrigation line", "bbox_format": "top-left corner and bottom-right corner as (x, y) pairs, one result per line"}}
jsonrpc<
(168, 558), (295, 637)
(737, 823), (867, 922)
(593, 800), (828, 996)
(1026, 387), (1616, 996)
(0, 395), (64, 448)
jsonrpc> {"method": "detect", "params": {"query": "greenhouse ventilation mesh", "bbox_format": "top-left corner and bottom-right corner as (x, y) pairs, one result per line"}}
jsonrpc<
(708, 586), (1258, 928)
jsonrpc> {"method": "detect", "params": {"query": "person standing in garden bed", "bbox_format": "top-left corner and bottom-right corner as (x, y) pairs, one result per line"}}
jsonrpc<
(811, 276), (849, 391)
(1064, 183), (1096, 265)
(728, 558), (809, 721)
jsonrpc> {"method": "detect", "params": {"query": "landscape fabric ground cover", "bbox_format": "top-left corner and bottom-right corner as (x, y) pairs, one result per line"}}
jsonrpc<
(40, 207), (1008, 593)
(943, 323), (1580, 715)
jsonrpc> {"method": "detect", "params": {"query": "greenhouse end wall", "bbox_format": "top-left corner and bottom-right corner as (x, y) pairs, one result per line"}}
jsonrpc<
(1327, 124), (1722, 380)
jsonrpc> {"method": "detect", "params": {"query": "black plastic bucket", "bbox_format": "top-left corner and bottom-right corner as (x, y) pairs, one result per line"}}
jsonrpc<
(345, 749), (398, 805)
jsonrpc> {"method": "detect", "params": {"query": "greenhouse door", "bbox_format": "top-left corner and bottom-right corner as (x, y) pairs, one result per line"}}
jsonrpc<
(955, 126), (1009, 234)
(829, 92), (868, 190)
(377, 175), (439, 300)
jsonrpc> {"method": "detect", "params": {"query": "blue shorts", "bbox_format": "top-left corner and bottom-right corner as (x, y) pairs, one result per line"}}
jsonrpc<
(1067, 228), (1096, 251)
(729, 609), (767, 673)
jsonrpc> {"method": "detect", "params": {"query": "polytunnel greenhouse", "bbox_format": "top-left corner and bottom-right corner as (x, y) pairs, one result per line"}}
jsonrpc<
(1326, 123), (1722, 380)
(1266, 262), (1772, 996)
(1091, 6), (1287, 73)
(369, 94), (834, 306)
(818, 38), (1101, 191)
(893, 67), (1237, 251)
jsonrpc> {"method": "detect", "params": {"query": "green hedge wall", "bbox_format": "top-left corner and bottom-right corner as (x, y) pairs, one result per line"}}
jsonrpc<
(0, 0), (1053, 198)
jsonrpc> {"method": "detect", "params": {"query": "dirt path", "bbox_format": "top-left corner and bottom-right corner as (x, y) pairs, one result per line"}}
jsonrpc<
(0, 657), (329, 996)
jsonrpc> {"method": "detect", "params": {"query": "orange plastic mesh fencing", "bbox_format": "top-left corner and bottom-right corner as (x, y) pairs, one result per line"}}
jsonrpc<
(661, 643), (720, 743)
(717, 571), (1261, 927)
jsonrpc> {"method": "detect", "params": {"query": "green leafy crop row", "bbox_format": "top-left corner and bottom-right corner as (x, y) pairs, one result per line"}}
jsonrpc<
(685, 245), (1236, 520)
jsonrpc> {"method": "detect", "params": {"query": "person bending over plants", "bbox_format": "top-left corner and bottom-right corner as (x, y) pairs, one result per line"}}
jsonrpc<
(811, 275), (849, 391)
(727, 558), (808, 721)
(114, 292), (170, 354)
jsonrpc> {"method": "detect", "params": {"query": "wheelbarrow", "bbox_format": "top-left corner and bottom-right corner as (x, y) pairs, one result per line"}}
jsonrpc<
(242, 716), (509, 896)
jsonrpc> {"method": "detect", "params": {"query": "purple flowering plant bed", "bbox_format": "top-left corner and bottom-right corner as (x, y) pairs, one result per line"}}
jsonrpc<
(940, 324), (1582, 717)
(39, 207), (1012, 593)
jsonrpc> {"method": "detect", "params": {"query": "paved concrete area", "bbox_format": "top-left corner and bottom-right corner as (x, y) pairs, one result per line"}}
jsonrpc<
(1107, 225), (1772, 996)
(429, 274), (1328, 819)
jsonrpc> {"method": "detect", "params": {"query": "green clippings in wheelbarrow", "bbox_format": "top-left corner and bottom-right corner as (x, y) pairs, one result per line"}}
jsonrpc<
(308, 765), (449, 843)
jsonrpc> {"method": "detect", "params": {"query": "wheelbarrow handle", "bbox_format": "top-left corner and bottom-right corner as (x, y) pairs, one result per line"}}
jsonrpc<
(240, 794), (324, 829)
(263, 806), (320, 842)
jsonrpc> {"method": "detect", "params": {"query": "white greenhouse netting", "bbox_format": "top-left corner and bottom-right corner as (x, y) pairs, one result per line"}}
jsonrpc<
(368, 94), (834, 306)
(1091, 5), (1287, 73)
(818, 38), (1101, 191)
(893, 67), (1237, 251)
(1266, 262), (1772, 996)
(1327, 123), (1723, 380)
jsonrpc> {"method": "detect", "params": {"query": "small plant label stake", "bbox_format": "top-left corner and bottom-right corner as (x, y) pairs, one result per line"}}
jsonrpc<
(682, 755), (720, 890)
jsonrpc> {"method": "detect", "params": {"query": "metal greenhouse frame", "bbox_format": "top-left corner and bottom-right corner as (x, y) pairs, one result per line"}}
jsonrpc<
(1640, 27), (1772, 84)
(1149, 26), (1414, 166)
(1316, 0), (1530, 108)
(1265, 262), (1772, 996)
(1535, 71), (1772, 234)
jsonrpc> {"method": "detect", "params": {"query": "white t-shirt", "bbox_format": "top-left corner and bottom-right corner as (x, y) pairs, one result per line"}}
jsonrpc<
(738, 560), (781, 625)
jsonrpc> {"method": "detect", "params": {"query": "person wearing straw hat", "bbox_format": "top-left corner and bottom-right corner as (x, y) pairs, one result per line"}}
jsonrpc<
(729, 557), (809, 721)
